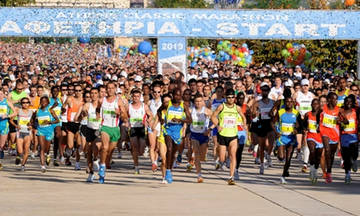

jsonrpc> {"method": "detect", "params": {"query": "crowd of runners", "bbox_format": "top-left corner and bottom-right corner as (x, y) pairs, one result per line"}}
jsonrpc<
(0, 42), (358, 185)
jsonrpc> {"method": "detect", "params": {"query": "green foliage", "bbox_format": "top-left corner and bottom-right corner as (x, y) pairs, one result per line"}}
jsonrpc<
(0, 0), (34, 6)
(153, 0), (208, 8)
(243, 0), (302, 9)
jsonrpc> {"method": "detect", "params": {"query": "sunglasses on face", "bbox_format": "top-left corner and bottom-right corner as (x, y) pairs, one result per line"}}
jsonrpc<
(22, 101), (30, 104)
(227, 96), (235, 99)
(154, 91), (161, 94)
(352, 89), (358, 91)
(75, 90), (82, 92)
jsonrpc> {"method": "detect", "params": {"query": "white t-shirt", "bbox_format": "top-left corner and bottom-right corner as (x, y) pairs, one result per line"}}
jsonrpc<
(269, 86), (283, 101)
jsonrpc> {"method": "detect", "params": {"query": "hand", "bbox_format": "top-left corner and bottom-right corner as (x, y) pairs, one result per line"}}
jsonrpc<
(16, 125), (21, 130)
(217, 126), (223, 132)
(42, 120), (50, 125)
(172, 118), (182, 123)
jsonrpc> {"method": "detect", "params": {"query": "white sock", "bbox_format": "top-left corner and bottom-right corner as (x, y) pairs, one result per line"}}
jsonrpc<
(254, 144), (259, 152)
(303, 146), (310, 164)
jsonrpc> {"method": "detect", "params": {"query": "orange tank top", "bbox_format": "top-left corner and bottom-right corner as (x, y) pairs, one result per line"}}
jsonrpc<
(342, 108), (357, 135)
(320, 105), (340, 142)
(306, 112), (322, 143)
(67, 97), (82, 122)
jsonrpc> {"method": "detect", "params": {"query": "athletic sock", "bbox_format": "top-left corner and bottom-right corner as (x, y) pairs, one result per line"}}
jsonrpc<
(303, 146), (310, 164)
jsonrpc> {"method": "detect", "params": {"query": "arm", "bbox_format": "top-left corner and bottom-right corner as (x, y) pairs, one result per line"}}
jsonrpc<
(9, 107), (19, 129)
(338, 110), (349, 125)
(144, 104), (154, 128)
(271, 110), (280, 138)
(118, 99), (128, 123)
(237, 105), (248, 131)
(303, 113), (309, 133)
(7, 101), (17, 119)
(182, 105), (192, 125)
(49, 109), (60, 124)
(211, 104), (223, 130)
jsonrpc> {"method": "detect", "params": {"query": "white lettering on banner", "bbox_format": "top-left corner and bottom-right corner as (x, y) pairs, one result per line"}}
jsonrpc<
(24, 21), (50, 34)
(148, 22), (155, 34)
(56, 12), (67, 19)
(161, 42), (184, 51)
(192, 13), (289, 21)
(0, 21), (22, 34)
(75, 21), (92, 34)
(265, 23), (291, 36)
(321, 24), (346, 37)
(216, 23), (239, 35)
(125, 22), (144, 34)
(295, 24), (319, 36)
(54, 21), (73, 34)
(158, 22), (180, 34)
(241, 23), (266, 36)
(123, 12), (185, 20)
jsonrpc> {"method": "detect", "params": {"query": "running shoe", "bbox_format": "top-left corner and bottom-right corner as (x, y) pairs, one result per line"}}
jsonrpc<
(11, 149), (17, 156)
(345, 173), (351, 184)
(20, 165), (25, 172)
(53, 159), (59, 167)
(165, 169), (173, 184)
(75, 162), (81, 170)
(98, 165), (106, 184)
(352, 160), (358, 172)
(65, 158), (72, 166)
(60, 156), (65, 164)
(15, 156), (21, 165)
(280, 177), (287, 184)
(197, 176), (204, 183)
(322, 172), (327, 179)
(161, 178), (168, 184)
(234, 169), (240, 180)
(172, 160), (178, 168)
(266, 155), (273, 167)
(46, 155), (51, 166)
(227, 177), (235, 185)
(135, 167), (140, 175)
(93, 159), (100, 172)
(225, 158), (230, 169)
(0, 150), (4, 159)
(86, 173), (96, 183)
(176, 154), (182, 163)
(301, 164), (308, 173)
(259, 164), (264, 175)
(41, 166), (46, 173)
(151, 163), (158, 172)
(215, 160), (221, 170)
(325, 173), (332, 183)
(186, 163), (193, 172)
(143, 146), (149, 157)
(30, 152), (35, 159)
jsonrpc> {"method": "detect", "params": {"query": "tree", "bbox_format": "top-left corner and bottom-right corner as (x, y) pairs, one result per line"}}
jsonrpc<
(0, 0), (34, 6)
(153, 0), (208, 8)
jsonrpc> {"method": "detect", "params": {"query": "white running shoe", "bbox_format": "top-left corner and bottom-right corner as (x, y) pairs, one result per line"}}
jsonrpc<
(280, 176), (287, 184)
(86, 173), (96, 182)
(143, 146), (149, 157)
(93, 159), (99, 172)
(20, 165), (25, 172)
(161, 178), (168, 184)
(60, 156), (65, 164)
(41, 166), (46, 173)
(75, 162), (81, 170)
(30, 152), (35, 159)
(234, 169), (240, 180)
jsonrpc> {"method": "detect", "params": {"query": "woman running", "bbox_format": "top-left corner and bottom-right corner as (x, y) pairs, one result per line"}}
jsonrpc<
(10, 98), (34, 171)
(153, 94), (172, 184)
(49, 86), (63, 167)
(0, 87), (16, 170)
(340, 95), (359, 184)
(320, 92), (348, 183)
(304, 98), (323, 184)
(190, 94), (212, 183)
(35, 96), (59, 173)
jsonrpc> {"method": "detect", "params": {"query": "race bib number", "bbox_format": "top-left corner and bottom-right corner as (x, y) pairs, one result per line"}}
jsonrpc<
(308, 120), (317, 133)
(223, 116), (236, 128)
(281, 123), (294, 135)
(323, 113), (337, 128)
(38, 116), (50, 126)
(344, 119), (356, 132)
(260, 107), (271, 120)
(0, 105), (7, 115)
(192, 121), (205, 131)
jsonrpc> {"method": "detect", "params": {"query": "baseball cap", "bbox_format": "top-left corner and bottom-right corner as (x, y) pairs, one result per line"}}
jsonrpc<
(134, 75), (142, 82)
(301, 79), (310, 86)
(260, 82), (269, 88)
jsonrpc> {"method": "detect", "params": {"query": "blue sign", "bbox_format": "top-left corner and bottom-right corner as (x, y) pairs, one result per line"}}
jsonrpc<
(158, 37), (187, 76)
(0, 8), (359, 39)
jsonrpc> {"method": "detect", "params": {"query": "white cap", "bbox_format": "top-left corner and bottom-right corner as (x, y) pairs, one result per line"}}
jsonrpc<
(347, 78), (354, 83)
(244, 72), (251, 76)
(212, 74), (219, 78)
(259, 73), (265, 78)
(260, 82), (269, 88)
(120, 71), (127, 78)
(301, 79), (310, 86)
(314, 69), (319, 73)
(284, 80), (293, 87)
(324, 79), (330, 84)
(295, 65), (301, 69)
(112, 76), (118, 81)
(134, 75), (142, 82)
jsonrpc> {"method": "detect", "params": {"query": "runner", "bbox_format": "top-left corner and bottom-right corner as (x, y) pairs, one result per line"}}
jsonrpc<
(304, 99), (323, 184)
(49, 86), (62, 166)
(0, 88), (17, 170)
(336, 77), (350, 108)
(211, 89), (246, 185)
(210, 86), (225, 170)
(28, 85), (40, 159)
(35, 96), (59, 173)
(251, 82), (275, 175)
(148, 84), (162, 171)
(320, 92), (348, 183)
(293, 79), (314, 173)
(235, 92), (249, 180)
(9, 98), (34, 170)
(62, 83), (83, 170)
(190, 94), (212, 183)
(152, 94), (172, 183)
(163, 88), (192, 184)
(273, 97), (300, 184)
(128, 88), (153, 174)
(340, 95), (359, 184)
(97, 81), (127, 184)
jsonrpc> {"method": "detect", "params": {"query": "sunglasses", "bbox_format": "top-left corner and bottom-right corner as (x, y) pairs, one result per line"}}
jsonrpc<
(75, 90), (82, 92)
(154, 91), (161, 94)
(61, 89), (68, 91)
(352, 89), (358, 91)
(22, 102), (30, 104)
(227, 96), (235, 99)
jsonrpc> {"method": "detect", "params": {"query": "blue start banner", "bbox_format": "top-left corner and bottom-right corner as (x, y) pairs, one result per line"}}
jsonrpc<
(0, 8), (360, 40)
